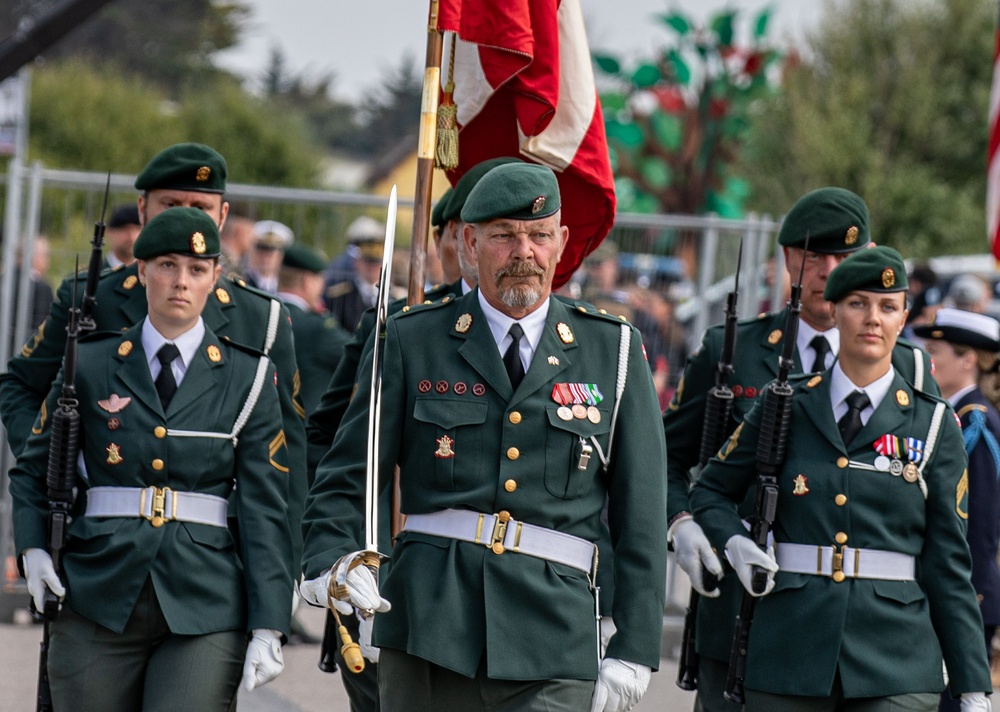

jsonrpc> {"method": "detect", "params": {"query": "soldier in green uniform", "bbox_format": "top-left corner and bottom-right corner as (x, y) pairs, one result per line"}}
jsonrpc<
(690, 246), (992, 712)
(0, 142), (309, 581)
(10, 208), (293, 711)
(302, 158), (510, 712)
(663, 187), (938, 712)
(300, 162), (667, 711)
(277, 243), (351, 420)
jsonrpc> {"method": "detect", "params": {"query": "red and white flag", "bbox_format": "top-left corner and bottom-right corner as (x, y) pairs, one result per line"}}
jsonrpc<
(987, 0), (1000, 258)
(437, 0), (616, 288)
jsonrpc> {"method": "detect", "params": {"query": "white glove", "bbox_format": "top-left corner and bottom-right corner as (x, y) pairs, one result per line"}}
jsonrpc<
(961, 692), (991, 712)
(724, 535), (778, 597)
(242, 629), (284, 691)
(670, 518), (723, 597)
(22, 548), (65, 613)
(589, 658), (651, 712)
(299, 551), (390, 616)
(599, 616), (617, 658)
(358, 614), (380, 663)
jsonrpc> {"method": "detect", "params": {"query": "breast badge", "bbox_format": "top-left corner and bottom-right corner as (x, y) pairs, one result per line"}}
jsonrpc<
(551, 383), (604, 421)
(435, 435), (455, 459)
(792, 474), (809, 496)
(106, 443), (123, 465)
(98, 394), (132, 413)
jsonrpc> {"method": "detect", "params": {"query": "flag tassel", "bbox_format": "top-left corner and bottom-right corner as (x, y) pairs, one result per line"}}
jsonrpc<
(435, 33), (459, 170)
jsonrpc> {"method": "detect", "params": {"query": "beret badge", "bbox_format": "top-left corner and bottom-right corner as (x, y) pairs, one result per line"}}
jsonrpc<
(845, 226), (858, 245)
(191, 231), (207, 255)
(531, 196), (546, 215)
(196, 166), (211, 182)
(881, 267), (895, 289)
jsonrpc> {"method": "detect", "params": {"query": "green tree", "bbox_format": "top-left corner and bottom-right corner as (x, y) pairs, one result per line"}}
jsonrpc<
(24, 61), (323, 186)
(354, 52), (423, 158)
(1, 0), (251, 92)
(740, 0), (994, 257)
(261, 47), (362, 156)
(594, 6), (785, 216)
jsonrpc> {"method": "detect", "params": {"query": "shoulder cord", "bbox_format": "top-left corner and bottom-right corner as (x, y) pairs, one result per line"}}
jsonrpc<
(963, 408), (1000, 478)
(166, 355), (271, 448)
(264, 298), (280, 354)
(914, 402), (946, 501)
(912, 347), (924, 392)
(589, 324), (631, 472)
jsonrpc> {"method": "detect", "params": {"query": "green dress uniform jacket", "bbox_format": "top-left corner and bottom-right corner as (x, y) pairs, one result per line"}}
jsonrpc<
(302, 290), (667, 680)
(284, 301), (351, 420)
(9, 324), (293, 636)
(662, 307), (938, 663)
(0, 262), (309, 570)
(689, 370), (991, 698)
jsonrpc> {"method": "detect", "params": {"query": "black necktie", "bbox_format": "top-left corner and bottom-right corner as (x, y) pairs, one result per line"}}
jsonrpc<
(838, 390), (871, 445)
(155, 343), (181, 410)
(503, 323), (525, 390)
(809, 335), (831, 373)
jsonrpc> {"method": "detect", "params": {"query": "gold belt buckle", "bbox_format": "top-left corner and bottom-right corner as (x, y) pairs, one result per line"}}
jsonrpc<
(831, 545), (846, 583)
(490, 511), (512, 555)
(145, 486), (172, 527)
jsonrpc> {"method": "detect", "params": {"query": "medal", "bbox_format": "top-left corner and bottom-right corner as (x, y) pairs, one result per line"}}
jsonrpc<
(587, 406), (601, 424)
(889, 459), (904, 476)
(557, 406), (573, 421)
(903, 462), (919, 483)
(873, 455), (890, 472)
(572, 404), (588, 419)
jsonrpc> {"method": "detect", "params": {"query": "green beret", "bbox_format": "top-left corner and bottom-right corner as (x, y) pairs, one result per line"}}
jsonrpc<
(823, 245), (908, 302)
(282, 243), (325, 273)
(133, 207), (220, 260)
(134, 143), (227, 194)
(778, 187), (870, 254)
(444, 157), (523, 223)
(461, 162), (560, 224)
(431, 188), (454, 228)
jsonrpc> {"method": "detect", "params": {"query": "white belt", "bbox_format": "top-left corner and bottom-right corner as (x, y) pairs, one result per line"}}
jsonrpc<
(85, 486), (228, 528)
(402, 509), (597, 575)
(775, 542), (915, 581)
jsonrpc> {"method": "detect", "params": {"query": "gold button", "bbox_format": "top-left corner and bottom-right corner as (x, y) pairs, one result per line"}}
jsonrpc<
(498, 510), (511, 522)
(835, 494), (847, 506)
(504, 479), (517, 492)
(832, 571), (846, 583)
(491, 542), (505, 555)
(508, 411), (522, 424)
(835, 532), (848, 545)
(507, 447), (520, 460)
(154, 426), (166, 439)
(152, 458), (164, 471)
(836, 457), (848, 469)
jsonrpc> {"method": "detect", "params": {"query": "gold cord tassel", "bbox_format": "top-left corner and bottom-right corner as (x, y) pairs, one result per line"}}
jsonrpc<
(435, 33), (459, 170)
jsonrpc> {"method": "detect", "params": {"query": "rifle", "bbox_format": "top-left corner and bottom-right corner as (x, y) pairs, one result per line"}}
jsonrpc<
(34, 261), (84, 712)
(78, 173), (110, 332)
(676, 241), (742, 691)
(724, 236), (809, 704)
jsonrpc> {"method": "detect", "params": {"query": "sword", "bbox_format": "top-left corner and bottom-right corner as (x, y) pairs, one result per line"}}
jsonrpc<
(328, 186), (398, 675)
(365, 184), (397, 557)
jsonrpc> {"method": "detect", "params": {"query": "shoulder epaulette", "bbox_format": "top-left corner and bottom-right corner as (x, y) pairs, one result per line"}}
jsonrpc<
(567, 300), (633, 325)
(225, 276), (278, 302)
(220, 334), (268, 359)
(78, 329), (122, 344)
(326, 281), (354, 300)
(394, 294), (457, 318)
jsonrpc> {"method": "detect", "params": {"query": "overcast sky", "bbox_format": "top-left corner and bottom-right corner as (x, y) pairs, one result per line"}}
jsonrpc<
(215, 0), (828, 101)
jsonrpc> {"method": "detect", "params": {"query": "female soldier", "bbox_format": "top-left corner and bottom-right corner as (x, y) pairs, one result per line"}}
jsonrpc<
(10, 208), (293, 711)
(913, 308), (1000, 711)
(691, 246), (992, 712)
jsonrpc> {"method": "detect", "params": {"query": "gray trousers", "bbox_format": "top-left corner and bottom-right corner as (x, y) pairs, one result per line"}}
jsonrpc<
(378, 647), (594, 712)
(48, 578), (245, 712)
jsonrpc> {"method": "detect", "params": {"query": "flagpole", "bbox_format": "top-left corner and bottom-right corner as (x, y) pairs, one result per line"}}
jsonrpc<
(407, 0), (442, 307)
